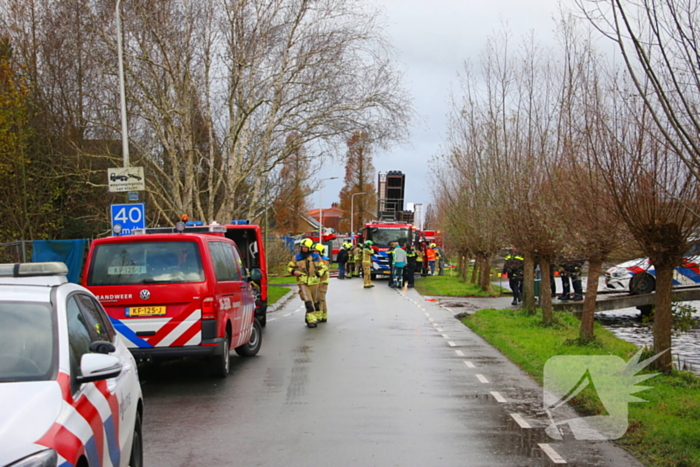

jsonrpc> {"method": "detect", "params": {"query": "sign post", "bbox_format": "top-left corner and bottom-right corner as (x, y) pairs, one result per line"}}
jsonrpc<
(111, 203), (145, 236)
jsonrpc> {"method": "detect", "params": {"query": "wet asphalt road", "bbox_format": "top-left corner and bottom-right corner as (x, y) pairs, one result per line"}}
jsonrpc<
(139, 278), (644, 467)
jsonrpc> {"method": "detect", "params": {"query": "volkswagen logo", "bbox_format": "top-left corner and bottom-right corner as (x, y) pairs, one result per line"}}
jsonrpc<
(140, 289), (151, 300)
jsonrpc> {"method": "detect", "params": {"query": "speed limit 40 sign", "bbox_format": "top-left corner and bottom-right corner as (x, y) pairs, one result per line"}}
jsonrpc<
(110, 203), (145, 236)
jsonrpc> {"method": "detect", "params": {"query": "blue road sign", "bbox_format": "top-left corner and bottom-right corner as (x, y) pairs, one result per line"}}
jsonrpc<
(111, 203), (145, 236)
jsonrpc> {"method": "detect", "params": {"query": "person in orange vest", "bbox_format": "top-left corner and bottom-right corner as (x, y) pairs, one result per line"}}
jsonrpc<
(426, 244), (437, 276)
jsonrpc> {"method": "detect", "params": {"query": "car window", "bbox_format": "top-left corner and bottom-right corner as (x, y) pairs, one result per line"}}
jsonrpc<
(209, 242), (240, 282)
(88, 241), (205, 285)
(0, 302), (55, 382)
(66, 296), (95, 378)
(74, 294), (114, 342)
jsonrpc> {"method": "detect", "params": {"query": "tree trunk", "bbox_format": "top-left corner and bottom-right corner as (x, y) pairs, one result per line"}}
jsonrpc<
(522, 255), (536, 312)
(540, 260), (553, 324)
(579, 259), (602, 343)
(653, 265), (674, 374)
(471, 255), (480, 283)
(479, 253), (492, 291)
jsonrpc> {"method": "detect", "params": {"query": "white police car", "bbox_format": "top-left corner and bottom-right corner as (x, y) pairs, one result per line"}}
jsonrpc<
(605, 242), (700, 294)
(0, 263), (143, 467)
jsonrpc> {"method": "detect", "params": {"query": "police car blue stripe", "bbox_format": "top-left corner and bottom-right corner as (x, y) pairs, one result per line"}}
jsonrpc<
(677, 267), (700, 283)
(104, 415), (121, 467)
(84, 436), (99, 467)
(58, 461), (72, 467)
(109, 317), (153, 348)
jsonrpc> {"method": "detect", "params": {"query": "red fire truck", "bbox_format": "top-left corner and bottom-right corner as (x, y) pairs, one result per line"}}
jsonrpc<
(360, 221), (417, 279)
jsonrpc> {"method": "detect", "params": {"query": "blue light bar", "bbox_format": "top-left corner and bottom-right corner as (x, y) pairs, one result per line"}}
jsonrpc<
(230, 220), (250, 225)
(186, 221), (205, 226)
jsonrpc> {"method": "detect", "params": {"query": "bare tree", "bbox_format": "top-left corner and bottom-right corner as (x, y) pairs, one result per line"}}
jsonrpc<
(0, 0), (411, 234)
(579, 0), (700, 184)
(586, 79), (700, 372)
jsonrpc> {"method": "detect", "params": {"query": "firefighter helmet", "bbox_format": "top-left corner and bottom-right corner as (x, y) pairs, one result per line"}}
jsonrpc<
(314, 243), (325, 253)
(300, 238), (314, 249)
(364, 240), (373, 246)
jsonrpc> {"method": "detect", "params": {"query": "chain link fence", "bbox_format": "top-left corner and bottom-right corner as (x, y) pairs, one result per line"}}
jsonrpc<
(0, 241), (32, 263)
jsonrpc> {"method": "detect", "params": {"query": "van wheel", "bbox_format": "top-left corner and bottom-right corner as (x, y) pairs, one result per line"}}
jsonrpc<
(235, 318), (262, 357)
(128, 412), (143, 467)
(630, 273), (655, 295)
(211, 334), (230, 378)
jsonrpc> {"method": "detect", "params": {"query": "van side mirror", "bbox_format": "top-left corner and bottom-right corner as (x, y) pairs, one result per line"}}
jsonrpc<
(249, 268), (263, 282)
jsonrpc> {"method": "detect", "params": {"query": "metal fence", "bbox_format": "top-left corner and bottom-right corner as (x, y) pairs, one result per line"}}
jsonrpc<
(0, 241), (32, 263)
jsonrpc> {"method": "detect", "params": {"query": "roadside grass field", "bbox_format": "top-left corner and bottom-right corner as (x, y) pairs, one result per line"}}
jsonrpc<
(267, 284), (293, 305)
(413, 273), (507, 297)
(462, 308), (700, 467)
(269, 275), (297, 285)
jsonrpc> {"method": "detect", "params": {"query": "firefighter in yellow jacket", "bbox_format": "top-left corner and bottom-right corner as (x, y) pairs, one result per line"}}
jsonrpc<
(314, 243), (330, 322)
(362, 240), (375, 288)
(287, 238), (327, 328)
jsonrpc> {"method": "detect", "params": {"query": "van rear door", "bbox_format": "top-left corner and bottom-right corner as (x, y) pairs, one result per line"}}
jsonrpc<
(85, 239), (209, 350)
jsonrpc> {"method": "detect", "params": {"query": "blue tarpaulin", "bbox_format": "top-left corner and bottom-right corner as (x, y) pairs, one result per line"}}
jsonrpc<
(31, 239), (88, 283)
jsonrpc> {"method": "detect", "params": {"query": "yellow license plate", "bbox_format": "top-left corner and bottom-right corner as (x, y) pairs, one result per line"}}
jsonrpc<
(126, 306), (166, 317)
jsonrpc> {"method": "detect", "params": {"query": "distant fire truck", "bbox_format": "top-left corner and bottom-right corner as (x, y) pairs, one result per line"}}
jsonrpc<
(360, 221), (417, 280)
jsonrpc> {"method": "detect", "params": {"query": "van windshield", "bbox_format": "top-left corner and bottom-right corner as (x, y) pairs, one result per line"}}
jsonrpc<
(88, 241), (205, 285)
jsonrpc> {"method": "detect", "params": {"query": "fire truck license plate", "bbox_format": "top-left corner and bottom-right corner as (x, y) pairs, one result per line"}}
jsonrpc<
(127, 306), (166, 317)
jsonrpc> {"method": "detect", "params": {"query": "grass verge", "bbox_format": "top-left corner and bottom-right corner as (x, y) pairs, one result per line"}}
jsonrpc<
(269, 275), (297, 285)
(414, 274), (507, 297)
(462, 308), (700, 467)
(267, 284), (293, 305)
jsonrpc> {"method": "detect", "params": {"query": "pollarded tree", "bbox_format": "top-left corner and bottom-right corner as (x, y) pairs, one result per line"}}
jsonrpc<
(338, 132), (377, 233)
(587, 84), (700, 373)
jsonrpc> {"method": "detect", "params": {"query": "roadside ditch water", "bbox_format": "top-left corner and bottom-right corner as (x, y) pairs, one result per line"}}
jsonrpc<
(595, 303), (700, 375)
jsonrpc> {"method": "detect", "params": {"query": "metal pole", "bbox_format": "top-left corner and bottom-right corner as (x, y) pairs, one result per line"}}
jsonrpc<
(116, 0), (129, 168)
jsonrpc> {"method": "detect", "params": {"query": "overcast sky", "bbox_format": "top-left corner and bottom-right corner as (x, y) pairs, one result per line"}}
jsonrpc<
(316, 0), (566, 218)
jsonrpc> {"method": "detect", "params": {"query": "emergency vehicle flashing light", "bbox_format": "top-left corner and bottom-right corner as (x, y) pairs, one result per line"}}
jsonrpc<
(0, 262), (68, 277)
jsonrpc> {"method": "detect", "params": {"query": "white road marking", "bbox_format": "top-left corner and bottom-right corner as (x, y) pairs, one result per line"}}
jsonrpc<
(436, 328), (443, 332)
(510, 413), (532, 429)
(538, 444), (567, 464)
(448, 341), (456, 347)
(455, 350), (465, 356)
(441, 334), (449, 339)
(476, 374), (489, 383)
(429, 318), (435, 322)
(464, 361), (475, 368)
(425, 313), (431, 317)
(267, 318), (277, 322)
(490, 391), (507, 403)
(283, 313), (293, 317)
